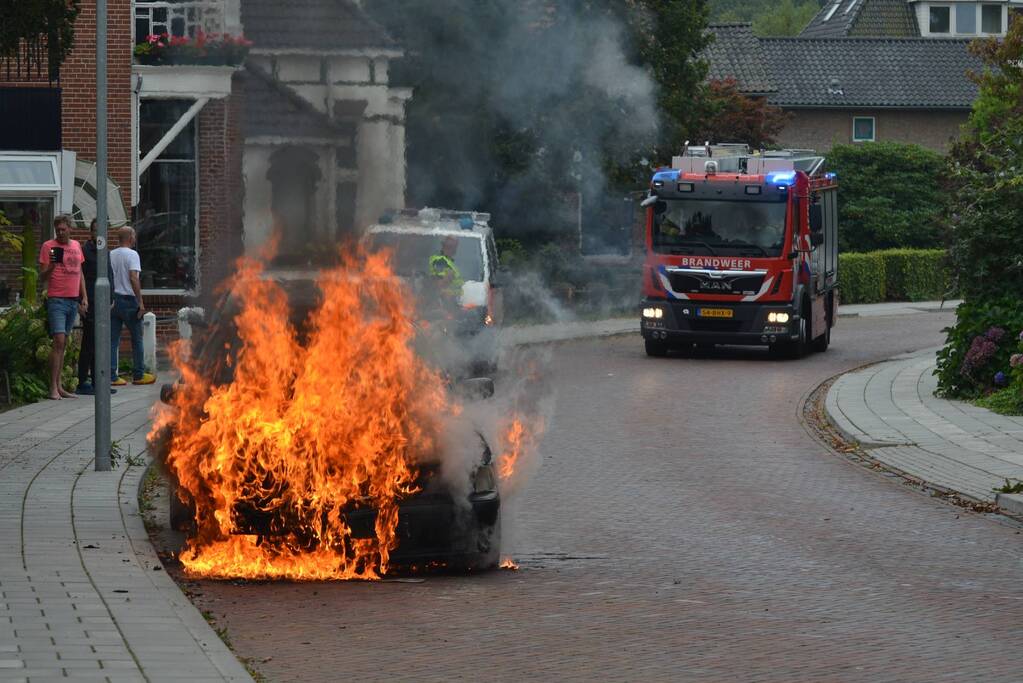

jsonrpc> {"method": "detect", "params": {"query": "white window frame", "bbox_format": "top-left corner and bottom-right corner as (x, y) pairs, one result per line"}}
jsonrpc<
(852, 116), (876, 143)
(979, 3), (1006, 34)
(0, 154), (60, 194)
(928, 4), (953, 34)
(954, 2), (977, 34)
(923, 2), (1008, 38)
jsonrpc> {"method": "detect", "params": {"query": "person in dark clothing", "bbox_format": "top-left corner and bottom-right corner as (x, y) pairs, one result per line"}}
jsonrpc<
(76, 220), (116, 395)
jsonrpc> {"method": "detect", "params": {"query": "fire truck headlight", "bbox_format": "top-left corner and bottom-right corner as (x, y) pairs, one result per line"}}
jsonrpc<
(643, 307), (664, 319)
(767, 312), (790, 324)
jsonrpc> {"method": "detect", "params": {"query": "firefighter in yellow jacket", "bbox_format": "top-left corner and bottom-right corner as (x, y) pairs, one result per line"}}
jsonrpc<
(429, 235), (464, 304)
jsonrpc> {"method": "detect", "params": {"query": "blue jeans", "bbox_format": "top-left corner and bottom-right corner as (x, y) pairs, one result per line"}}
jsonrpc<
(46, 297), (78, 337)
(111, 294), (144, 380)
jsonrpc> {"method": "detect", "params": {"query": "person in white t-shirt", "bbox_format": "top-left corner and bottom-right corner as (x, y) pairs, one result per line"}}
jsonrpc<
(109, 226), (154, 385)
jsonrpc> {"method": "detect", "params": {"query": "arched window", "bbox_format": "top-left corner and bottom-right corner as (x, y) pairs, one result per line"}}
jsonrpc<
(267, 147), (322, 263)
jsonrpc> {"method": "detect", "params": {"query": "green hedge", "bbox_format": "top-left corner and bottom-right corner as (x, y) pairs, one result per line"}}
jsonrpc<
(839, 252), (886, 304)
(838, 249), (950, 304)
(878, 249), (949, 301)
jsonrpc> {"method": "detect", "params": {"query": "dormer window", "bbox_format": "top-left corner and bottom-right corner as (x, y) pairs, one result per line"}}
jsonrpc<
(956, 4), (976, 32)
(929, 5), (951, 33)
(981, 4), (1004, 33)
(923, 2), (1006, 37)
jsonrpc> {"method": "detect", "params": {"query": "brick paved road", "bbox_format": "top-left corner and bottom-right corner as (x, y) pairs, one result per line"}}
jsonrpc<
(159, 312), (1023, 682)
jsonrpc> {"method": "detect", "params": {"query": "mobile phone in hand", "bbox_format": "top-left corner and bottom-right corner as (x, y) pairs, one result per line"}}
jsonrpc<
(50, 246), (64, 264)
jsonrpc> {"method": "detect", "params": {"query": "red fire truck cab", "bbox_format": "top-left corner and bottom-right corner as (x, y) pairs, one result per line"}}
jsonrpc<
(641, 146), (838, 358)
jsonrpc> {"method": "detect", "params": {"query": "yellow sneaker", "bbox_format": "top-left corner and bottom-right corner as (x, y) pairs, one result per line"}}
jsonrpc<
(112, 376), (128, 386)
(133, 373), (156, 385)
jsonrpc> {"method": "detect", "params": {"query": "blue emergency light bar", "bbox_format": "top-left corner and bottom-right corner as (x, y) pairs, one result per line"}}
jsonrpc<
(766, 171), (796, 185)
(651, 169), (680, 189)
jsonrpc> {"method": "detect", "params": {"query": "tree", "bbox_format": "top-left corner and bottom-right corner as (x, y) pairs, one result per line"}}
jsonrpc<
(630, 0), (711, 157)
(752, 0), (819, 37)
(934, 19), (1023, 398)
(946, 18), (1023, 301)
(690, 78), (789, 148)
(827, 142), (948, 252)
(0, 0), (81, 78)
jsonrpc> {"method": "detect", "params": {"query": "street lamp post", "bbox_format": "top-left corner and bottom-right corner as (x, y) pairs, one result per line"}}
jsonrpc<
(94, 0), (111, 471)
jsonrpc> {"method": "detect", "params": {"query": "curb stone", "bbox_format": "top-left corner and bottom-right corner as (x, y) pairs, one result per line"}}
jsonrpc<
(995, 492), (1023, 518)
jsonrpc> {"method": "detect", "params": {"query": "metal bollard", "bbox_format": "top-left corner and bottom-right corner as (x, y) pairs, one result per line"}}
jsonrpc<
(143, 311), (157, 374)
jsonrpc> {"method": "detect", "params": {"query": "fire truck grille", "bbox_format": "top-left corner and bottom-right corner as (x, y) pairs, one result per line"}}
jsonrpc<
(668, 272), (765, 296)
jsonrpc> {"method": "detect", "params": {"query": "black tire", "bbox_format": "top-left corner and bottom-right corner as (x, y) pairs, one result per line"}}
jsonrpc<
(466, 512), (502, 571)
(812, 322), (831, 352)
(645, 339), (668, 357)
(169, 490), (193, 532)
(772, 313), (809, 359)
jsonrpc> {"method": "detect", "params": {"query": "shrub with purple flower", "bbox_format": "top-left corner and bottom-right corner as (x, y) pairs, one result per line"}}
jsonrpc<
(980, 330), (1023, 415)
(960, 332), (1001, 378)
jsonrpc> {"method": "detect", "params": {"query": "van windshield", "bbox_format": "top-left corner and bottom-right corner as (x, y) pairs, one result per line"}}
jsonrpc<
(366, 232), (485, 281)
(653, 199), (788, 257)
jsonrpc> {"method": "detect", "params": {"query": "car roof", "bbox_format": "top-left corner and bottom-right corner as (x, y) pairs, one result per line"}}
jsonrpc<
(365, 208), (492, 240)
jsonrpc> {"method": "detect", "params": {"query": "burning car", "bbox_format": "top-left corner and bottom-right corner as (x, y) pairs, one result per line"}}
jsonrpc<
(150, 252), (502, 579)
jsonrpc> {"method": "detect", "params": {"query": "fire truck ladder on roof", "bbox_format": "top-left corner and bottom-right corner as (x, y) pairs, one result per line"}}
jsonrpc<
(671, 146), (826, 178)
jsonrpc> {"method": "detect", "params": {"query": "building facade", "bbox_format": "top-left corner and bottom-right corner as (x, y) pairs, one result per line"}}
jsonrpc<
(1, 0), (409, 345)
(704, 21), (985, 152)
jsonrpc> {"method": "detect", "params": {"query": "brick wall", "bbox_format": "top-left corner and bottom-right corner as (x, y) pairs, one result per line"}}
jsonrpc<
(59, 0), (134, 208)
(197, 76), (245, 298)
(777, 108), (969, 152)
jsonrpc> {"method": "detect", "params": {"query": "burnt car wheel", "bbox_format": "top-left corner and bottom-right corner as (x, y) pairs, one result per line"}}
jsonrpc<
(169, 491), (194, 532)
(468, 510), (501, 571)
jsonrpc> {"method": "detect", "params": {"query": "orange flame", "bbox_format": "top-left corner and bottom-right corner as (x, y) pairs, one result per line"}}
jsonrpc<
(499, 557), (519, 570)
(151, 250), (452, 580)
(494, 415), (544, 493)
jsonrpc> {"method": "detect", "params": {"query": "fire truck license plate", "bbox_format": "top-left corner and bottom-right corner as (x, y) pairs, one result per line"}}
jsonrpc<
(698, 308), (733, 318)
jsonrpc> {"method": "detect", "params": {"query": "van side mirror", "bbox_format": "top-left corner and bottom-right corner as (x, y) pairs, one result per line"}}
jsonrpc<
(809, 203), (823, 233)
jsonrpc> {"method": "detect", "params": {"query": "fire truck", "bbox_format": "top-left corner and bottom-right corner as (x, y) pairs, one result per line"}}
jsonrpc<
(640, 145), (838, 358)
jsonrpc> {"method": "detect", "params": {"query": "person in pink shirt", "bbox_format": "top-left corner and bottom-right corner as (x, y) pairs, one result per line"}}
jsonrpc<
(38, 215), (87, 400)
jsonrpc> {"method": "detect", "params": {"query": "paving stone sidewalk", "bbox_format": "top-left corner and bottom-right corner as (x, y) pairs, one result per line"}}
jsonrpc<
(826, 347), (1023, 516)
(0, 385), (251, 683)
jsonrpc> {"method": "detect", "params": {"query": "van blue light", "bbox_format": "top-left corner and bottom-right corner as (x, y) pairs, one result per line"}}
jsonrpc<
(825, 172), (837, 180)
(766, 171), (796, 185)
(652, 169), (680, 184)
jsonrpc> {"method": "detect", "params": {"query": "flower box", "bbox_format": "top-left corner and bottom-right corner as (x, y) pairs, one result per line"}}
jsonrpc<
(134, 32), (252, 67)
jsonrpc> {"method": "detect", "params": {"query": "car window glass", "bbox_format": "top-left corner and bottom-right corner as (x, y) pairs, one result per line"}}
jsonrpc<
(368, 232), (484, 281)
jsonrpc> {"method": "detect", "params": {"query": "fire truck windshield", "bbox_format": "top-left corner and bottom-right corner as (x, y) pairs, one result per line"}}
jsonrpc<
(652, 199), (788, 257)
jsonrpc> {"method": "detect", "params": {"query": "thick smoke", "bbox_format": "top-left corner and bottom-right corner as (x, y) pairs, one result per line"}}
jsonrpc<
(371, 1), (659, 244)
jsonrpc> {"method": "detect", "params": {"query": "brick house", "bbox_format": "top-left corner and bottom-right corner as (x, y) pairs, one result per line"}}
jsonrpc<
(1, 0), (409, 347)
(0, 0), (244, 348)
(703, 0), (1004, 152)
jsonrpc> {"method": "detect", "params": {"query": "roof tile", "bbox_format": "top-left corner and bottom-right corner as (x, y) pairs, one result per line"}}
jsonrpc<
(241, 0), (396, 52)
(704, 23), (776, 94)
(759, 37), (982, 108)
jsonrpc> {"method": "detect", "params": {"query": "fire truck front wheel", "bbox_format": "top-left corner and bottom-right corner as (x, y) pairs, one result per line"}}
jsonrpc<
(771, 313), (810, 359)
(645, 339), (669, 357)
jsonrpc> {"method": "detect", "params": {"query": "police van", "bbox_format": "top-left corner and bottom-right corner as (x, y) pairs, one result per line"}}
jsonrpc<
(363, 208), (504, 373)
